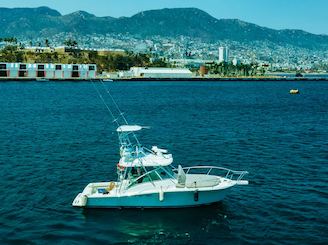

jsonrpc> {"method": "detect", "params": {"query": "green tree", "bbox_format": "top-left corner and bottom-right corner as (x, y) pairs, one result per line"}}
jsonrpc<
(64, 39), (78, 48)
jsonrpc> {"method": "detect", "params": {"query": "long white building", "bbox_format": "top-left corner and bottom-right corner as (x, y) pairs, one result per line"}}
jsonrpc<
(129, 67), (192, 78)
(0, 63), (97, 79)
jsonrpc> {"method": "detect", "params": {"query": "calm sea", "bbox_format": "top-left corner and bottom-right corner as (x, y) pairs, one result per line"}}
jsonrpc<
(0, 81), (327, 244)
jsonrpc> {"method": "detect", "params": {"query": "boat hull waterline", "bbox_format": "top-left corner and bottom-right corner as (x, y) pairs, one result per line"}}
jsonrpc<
(74, 189), (229, 209)
(73, 174), (248, 209)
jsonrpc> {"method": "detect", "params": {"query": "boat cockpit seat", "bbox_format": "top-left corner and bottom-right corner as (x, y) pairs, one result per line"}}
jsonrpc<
(176, 165), (186, 188)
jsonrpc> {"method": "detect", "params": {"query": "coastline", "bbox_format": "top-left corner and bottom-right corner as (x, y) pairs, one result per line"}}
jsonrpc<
(1, 77), (328, 82)
(111, 77), (328, 82)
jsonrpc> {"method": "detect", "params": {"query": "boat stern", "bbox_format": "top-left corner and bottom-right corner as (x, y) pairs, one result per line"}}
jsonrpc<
(72, 193), (88, 207)
(72, 183), (95, 207)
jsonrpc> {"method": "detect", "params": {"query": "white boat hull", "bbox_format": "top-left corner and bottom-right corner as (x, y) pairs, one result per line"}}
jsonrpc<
(73, 188), (230, 209)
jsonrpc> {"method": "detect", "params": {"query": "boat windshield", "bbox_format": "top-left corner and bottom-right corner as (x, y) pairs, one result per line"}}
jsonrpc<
(126, 166), (175, 188)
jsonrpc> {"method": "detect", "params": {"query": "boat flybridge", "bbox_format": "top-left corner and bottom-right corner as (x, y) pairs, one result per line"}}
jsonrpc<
(72, 124), (249, 208)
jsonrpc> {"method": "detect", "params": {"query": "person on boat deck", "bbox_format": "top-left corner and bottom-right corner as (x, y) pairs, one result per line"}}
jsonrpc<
(130, 167), (145, 183)
(131, 167), (139, 177)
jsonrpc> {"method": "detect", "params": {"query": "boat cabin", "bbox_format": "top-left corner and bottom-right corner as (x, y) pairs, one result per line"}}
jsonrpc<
(123, 165), (176, 189)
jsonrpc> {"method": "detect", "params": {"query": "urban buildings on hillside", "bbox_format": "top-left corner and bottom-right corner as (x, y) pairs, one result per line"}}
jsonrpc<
(22, 33), (327, 72)
(1, 32), (328, 73)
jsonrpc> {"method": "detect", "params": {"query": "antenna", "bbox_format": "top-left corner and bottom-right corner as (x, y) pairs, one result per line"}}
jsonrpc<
(100, 80), (129, 125)
(91, 80), (141, 145)
(92, 81), (120, 126)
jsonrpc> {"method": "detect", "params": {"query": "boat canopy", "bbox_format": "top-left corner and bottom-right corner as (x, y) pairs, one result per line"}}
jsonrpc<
(117, 125), (145, 132)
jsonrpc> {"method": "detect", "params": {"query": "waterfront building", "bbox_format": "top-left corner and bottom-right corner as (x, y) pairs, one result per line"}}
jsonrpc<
(0, 63), (97, 79)
(218, 47), (229, 63)
(129, 67), (192, 79)
(232, 58), (240, 66)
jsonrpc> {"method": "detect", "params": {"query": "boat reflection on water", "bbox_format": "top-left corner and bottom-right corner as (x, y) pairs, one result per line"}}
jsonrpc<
(82, 203), (232, 243)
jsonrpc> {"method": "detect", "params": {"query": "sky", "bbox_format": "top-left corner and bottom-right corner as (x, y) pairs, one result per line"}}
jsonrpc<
(0, 0), (327, 35)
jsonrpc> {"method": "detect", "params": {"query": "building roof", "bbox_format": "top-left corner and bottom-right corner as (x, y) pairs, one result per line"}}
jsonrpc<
(131, 67), (192, 74)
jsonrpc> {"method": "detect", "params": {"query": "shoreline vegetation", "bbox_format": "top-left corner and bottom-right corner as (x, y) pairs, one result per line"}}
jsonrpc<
(0, 39), (327, 81)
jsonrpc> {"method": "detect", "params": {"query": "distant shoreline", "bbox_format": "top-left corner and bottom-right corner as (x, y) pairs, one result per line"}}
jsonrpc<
(112, 77), (328, 82)
(0, 77), (328, 82)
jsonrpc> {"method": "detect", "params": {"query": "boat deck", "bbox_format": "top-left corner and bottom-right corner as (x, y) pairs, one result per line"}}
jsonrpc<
(83, 174), (237, 198)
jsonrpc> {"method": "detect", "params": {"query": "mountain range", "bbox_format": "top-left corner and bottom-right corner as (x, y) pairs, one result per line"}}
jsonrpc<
(0, 6), (328, 50)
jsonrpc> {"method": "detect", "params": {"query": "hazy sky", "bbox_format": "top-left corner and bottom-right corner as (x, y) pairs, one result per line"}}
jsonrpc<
(0, 0), (327, 34)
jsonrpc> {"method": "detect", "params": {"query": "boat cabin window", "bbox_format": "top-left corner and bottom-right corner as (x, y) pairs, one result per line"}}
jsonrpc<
(160, 170), (173, 180)
(161, 167), (175, 178)
(146, 170), (161, 182)
(0, 64), (6, 70)
(130, 167), (145, 179)
(127, 167), (163, 188)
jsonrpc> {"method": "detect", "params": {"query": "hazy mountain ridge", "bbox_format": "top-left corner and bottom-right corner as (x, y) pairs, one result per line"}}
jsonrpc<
(0, 6), (327, 49)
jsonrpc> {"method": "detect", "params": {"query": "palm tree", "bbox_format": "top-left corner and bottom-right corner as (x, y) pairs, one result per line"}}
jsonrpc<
(45, 39), (50, 47)
(63, 39), (78, 48)
(72, 40), (78, 47)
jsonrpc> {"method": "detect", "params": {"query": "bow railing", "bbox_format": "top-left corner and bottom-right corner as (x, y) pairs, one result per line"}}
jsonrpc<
(174, 165), (248, 182)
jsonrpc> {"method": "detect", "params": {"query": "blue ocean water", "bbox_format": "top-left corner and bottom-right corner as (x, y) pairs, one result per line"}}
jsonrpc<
(0, 81), (327, 245)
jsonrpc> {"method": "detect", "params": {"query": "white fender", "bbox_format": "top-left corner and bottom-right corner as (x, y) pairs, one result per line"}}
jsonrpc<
(159, 187), (164, 202)
(80, 195), (88, 206)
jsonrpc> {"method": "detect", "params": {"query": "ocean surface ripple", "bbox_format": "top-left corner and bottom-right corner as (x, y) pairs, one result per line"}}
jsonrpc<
(0, 81), (327, 244)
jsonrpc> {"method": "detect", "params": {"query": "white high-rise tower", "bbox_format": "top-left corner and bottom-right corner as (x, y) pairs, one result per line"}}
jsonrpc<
(218, 47), (229, 63)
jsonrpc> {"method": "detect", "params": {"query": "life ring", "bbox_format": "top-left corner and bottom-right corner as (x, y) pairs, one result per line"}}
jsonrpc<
(117, 163), (125, 171)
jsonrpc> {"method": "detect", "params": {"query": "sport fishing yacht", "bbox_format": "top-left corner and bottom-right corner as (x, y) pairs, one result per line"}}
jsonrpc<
(72, 81), (249, 208)
(72, 124), (248, 208)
